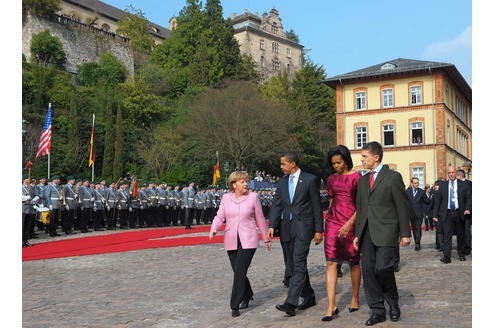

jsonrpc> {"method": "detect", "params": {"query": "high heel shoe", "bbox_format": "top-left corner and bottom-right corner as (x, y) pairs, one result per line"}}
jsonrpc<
(348, 306), (360, 312)
(240, 297), (253, 309)
(321, 307), (339, 321)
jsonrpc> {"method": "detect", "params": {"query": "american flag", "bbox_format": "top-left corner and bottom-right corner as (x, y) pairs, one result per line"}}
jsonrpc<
(35, 103), (52, 158)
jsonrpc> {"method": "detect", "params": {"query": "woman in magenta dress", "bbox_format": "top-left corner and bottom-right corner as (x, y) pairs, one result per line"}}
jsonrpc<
(322, 145), (361, 322)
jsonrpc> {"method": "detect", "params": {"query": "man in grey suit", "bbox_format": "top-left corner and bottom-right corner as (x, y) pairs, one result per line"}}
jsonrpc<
(406, 177), (430, 250)
(268, 151), (323, 317)
(353, 142), (410, 326)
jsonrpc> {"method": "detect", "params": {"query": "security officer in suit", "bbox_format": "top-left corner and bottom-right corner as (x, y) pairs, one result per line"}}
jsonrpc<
(406, 177), (430, 250)
(432, 166), (472, 263)
(93, 182), (106, 231)
(116, 181), (130, 229)
(78, 179), (94, 233)
(63, 176), (78, 234)
(22, 175), (37, 247)
(44, 175), (62, 237)
(457, 169), (472, 255)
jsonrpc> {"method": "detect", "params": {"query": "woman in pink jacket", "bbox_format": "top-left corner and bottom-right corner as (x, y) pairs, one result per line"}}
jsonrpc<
(209, 171), (271, 317)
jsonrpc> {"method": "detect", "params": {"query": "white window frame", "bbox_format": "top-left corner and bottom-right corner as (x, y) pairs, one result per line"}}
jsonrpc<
(410, 85), (422, 105)
(356, 126), (367, 148)
(355, 91), (366, 110)
(272, 42), (279, 53)
(382, 124), (394, 147)
(411, 121), (424, 145)
(382, 88), (394, 108)
(411, 168), (425, 188)
(259, 39), (265, 50)
(286, 48), (292, 58)
(272, 58), (280, 71)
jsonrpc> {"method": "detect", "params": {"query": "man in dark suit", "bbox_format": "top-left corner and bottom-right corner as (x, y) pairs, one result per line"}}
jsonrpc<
(406, 177), (430, 250)
(457, 169), (472, 255)
(268, 151), (323, 317)
(353, 142), (411, 326)
(432, 166), (471, 263)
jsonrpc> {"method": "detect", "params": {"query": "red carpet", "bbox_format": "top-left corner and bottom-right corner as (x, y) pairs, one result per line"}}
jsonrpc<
(22, 226), (225, 262)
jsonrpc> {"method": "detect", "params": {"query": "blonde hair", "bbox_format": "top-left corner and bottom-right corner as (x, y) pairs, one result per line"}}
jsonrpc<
(228, 171), (249, 191)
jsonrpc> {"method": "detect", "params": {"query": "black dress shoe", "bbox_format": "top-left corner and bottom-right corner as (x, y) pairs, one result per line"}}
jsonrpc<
(414, 244), (421, 251)
(440, 256), (451, 263)
(465, 250), (471, 255)
(365, 314), (386, 326)
(348, 307), (359, 312)
(394, 264), (400, 272)
(276, 303), (296, 316)
(321, 307), (339, 321)
(337, 264), (343, 277)
(282, 278), (290, 287)
(231, 308), (240, 317)
(240, 297), (253, 309)
(459, 255), (466, 261)
(298, 297), (316, 310)
(390, 309), (401, 322)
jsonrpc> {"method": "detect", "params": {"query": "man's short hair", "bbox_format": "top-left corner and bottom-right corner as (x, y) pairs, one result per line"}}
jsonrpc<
(411, 177), (419, 183)
(362, 141), (383, 162)
(281, 151), (299, 166)
(456, 169), (466, 178)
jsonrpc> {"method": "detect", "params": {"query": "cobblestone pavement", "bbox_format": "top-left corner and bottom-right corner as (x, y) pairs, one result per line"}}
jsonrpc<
(23, 229), (471, 328)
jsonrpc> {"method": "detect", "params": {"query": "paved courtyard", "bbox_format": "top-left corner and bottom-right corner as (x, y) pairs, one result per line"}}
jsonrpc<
(23, 229), (471, 327)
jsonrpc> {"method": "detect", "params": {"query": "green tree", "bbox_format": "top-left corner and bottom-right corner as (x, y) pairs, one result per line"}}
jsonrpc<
(23, 0), (60, 18)
(285, 29), (300, 43)
(178, 80), (299, 171)
(113, 104), (124, 179)
(30, 30), (66, 68)
(260, 70), (291, 105)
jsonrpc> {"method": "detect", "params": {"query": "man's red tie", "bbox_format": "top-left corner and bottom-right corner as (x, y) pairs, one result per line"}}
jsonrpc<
(369, 170), (375, 189)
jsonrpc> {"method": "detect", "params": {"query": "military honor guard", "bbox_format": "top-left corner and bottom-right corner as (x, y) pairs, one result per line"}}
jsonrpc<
(22, 175), (38, 247)
(93, 182), (106, 231)
(137, 183), (149, 228)
(183, 181), (196, 229)
(106, 182), (118, 230)
(164, 185), (174, 226)
(63, 176), (78, 234)
(116, 181), (130, 229)
(44, 175), (62, 237)
(78, 179), (94, 233)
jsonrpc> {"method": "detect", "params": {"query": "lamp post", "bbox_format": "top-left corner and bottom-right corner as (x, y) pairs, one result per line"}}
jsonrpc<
(223, 161), (230, 188)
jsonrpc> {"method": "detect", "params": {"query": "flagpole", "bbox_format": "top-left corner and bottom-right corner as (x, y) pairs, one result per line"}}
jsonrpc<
(48, 153), (51, 179)
(91, 113), (95, 182)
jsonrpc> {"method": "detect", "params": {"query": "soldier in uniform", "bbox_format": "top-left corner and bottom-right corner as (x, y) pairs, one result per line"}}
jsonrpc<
(195, 188), (205, 225)
(34, 176), (47, 233)
(22, 175), (37, 247)
(63, 176), (78, 234)
(99, 179), (109, 228)
(137, 182), (149, 228)
(93, 183), (106, 231)
(44, 175), (62, 237)
(183, 181), (196, 229)
(116, 181), (130, 229)
(164, 184), (174, 226)
(129, 183), (140, 229)
(204, 186), (213, 224)
(78, 179), (94, 233)
(106, 182), (117, 230)
(172, 185), (181, 226)
(146, 182), (159, 227)
(157, 182), (167, 227)
(74, 178), (82, 230)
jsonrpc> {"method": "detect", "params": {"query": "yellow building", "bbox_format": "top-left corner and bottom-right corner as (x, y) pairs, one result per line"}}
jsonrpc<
(323, 58), (472, 186)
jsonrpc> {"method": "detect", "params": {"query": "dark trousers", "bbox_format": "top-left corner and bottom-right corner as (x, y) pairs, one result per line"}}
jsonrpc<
(464, 214), (472, 253)
(360, 226), (399, 317)
(49, 209), (60, 236)
(442, 210), (465, 258)
(205, 207), (213, 223)
(94, 210), (104, 229)
(227, 238), (256, 310)
(63, 209), (75, 233)
(164, 207), (172, 226)
(158, 206), (166, 226)
(129, 208), (138, 228)
(184, 207), (192, 228)
(280, 239), (293, 282)
(22, 213), (34, 243)
(171, 207), (179, 225)
(138, 208), (147, 227)
(107, 208), (117, 228)
(196, 209), (204, 225)
(286, 235), (315, 306)
(410, 215), (423, 245)
(119, 209), (129, 228)
(80, 208), (90, 232)
(424, 215), (434, 231)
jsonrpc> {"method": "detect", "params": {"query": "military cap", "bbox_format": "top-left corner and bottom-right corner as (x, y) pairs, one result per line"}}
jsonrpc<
(119, 181), (126, 186)
(140, 182), (147, 187)
(52, 175), (60, 179)
(99, 179), (106, 183)
(39, 176), (46, 180)
(47, 177), (53, 182)
(67, 175), (75, 180)
(22, 174), (29, 180)
(83, 178), (90, 182)
(187, 180), (194, 184)
(76, 178), (82, 183)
